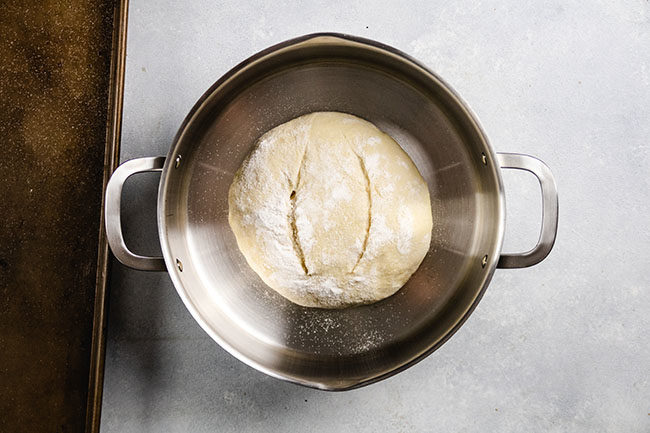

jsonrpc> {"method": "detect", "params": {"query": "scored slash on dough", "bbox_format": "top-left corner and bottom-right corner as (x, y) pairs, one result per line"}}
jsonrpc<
(289, 145), (309, 275)
(351, 153), (371, 273)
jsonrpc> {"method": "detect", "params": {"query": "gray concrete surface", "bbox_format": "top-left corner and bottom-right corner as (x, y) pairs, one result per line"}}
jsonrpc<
(101, 1), (650, 431)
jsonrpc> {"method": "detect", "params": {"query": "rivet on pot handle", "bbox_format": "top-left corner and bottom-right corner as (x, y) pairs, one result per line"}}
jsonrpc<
(105, 157), (167, 271)
(497, 153), (559, 268)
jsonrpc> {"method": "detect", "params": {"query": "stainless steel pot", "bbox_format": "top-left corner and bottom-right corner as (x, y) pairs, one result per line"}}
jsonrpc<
(105, 33), (558, 390)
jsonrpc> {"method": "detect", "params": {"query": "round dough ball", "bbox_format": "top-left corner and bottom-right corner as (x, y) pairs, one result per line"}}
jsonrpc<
(228, 112), (432, 308)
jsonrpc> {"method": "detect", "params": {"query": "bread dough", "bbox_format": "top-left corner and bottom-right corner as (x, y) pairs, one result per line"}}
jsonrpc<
(228, 112), (432, 308)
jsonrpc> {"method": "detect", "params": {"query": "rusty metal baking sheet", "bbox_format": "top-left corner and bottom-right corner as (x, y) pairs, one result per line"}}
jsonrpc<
(0, 1), (127, 432)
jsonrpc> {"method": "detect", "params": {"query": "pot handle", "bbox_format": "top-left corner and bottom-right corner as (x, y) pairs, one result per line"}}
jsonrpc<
(496, 153), (558, 268)
(105, 156), (167, 271)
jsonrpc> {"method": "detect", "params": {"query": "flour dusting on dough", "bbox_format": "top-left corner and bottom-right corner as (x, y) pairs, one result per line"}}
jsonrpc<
(228, 112), (432, 308)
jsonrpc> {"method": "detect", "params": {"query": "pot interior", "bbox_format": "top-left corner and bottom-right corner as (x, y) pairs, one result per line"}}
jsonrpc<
(160, 34), (503, 389)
